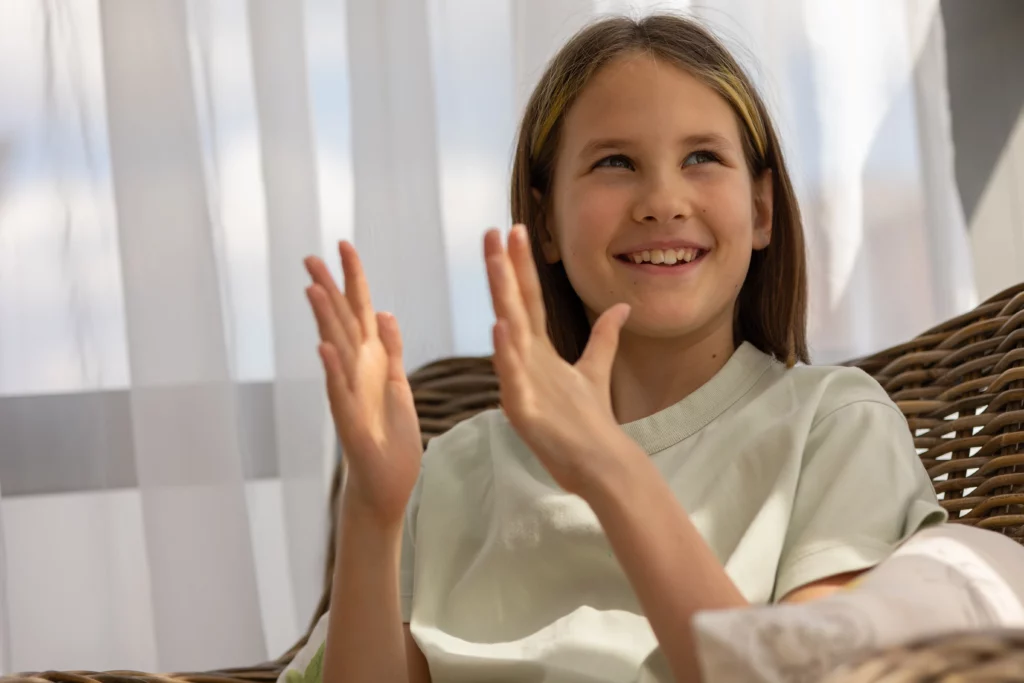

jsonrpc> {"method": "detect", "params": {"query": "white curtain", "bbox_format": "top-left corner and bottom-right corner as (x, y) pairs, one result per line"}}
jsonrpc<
(0, 0), (974, 674)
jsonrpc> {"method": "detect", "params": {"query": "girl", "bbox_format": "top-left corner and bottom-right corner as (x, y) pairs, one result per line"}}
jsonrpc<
(296, 13), (946, 683)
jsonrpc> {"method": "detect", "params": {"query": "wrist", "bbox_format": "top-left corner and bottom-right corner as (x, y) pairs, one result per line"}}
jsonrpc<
(340, 493), (405, 538)
(576, 429), (651, 509)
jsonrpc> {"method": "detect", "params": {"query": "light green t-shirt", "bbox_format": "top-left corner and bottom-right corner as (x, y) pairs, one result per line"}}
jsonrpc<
(280, 342), (946, 683)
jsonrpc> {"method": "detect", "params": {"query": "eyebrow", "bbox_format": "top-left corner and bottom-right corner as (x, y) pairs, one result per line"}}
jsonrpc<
(681, 133), (733, 149)
(579, 132), (734, 159)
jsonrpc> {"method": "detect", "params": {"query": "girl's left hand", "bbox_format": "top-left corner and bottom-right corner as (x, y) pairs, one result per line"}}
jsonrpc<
(485, 225), (634, 496)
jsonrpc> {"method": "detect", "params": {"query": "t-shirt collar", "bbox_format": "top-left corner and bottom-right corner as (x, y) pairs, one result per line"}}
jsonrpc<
(618, 342), (776, 454)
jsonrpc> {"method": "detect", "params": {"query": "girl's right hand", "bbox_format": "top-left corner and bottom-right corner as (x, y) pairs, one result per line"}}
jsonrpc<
(304, 242), (423, 528)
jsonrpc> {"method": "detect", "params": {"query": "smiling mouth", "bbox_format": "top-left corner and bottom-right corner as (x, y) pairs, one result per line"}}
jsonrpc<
(615, 247), (708, 267)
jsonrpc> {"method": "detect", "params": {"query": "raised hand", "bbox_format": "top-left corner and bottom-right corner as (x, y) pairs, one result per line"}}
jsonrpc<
(304, 242), (422, 527)
(486, 225), (633, 495)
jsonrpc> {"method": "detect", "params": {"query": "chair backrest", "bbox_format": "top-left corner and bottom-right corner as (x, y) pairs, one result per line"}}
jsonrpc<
(278, 284), (1024, 664)
(849, 284), (1024, 541)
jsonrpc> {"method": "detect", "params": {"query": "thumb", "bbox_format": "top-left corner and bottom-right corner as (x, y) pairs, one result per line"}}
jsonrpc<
(577, 303), (630, 380)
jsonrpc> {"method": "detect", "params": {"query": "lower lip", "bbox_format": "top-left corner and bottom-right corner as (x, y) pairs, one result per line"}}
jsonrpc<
(616, 253), (707, 274)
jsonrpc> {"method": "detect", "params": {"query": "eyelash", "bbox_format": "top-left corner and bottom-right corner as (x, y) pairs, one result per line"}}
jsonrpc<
(686, 150), (720, 166)
(593, 150), (720, 170)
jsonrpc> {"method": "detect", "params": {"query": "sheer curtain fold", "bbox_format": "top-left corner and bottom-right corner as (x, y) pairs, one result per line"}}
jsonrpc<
(345, 0), (454, 372)
(0, 487), (9, 675)
(0, 0), (974, 674)
(689, 0), (976, 362)
(911, 2), (978, 323)
(100, 0), (265, 672)
(248, 0), (329, 638)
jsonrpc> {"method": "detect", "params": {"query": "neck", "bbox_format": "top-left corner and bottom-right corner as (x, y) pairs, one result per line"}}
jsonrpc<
(610, 315), (737, 425)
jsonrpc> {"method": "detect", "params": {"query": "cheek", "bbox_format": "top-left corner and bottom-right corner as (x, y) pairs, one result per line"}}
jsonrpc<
(558, 181), (629, 254)
(699, 178), (756, 245)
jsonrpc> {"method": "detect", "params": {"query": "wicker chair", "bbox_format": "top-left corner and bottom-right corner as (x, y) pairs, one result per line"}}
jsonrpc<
(9, 284), (1024, 683)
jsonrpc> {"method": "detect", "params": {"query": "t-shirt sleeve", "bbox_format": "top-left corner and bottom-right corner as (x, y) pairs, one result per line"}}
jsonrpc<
(400, 466), (425, 623)
(399, 410), (492, 623)
(773, 399), (947, 602)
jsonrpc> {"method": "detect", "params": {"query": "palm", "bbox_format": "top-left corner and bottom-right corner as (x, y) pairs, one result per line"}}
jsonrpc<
(304, 243), (422, 525)
(525, 366), (616, 491)
(342, 340), (421, 504)
(485, 226), (630, 494)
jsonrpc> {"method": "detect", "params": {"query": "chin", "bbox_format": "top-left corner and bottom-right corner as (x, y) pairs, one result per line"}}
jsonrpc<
(624, 314), (707, 340)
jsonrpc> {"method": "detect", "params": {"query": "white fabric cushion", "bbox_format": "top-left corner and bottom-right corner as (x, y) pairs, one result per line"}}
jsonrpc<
(693, 524), (1024, 683)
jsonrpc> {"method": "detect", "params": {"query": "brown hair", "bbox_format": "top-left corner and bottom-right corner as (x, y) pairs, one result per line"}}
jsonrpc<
(510, 14), (809, 366)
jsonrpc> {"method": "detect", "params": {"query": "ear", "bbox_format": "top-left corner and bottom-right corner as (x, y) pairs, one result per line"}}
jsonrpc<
(531, 187), (562, 264)
(751, 169), (773, 251)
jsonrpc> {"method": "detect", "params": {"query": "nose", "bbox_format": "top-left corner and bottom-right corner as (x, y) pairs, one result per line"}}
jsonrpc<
(632, 173), (692, 224)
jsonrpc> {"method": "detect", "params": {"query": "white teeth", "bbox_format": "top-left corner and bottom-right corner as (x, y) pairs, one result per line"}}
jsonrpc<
(622, 247), (704, 264)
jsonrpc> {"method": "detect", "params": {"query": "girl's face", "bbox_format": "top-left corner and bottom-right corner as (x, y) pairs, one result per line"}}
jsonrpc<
(542, 54), (772, 342)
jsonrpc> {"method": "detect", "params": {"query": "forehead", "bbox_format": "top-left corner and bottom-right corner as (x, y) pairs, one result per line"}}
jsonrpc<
(560, 53), (743, 148)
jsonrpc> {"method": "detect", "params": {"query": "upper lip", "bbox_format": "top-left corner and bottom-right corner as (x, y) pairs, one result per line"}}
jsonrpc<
(615, 240), (710, 256)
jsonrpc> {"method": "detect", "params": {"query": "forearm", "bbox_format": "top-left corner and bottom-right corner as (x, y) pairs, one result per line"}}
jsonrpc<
(323, 499), (408, 683)
(584, 435), (747, 683)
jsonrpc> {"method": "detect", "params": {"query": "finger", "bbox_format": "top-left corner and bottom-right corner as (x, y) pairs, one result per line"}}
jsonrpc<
(305, 283), (335, 343)
(304, 256), (361, 348)
(577, 304), (631, 380)
(318, 342), (354, 418)
(376, 312), (407, 383)
(484, 229), (531, 349)
(507, 224), (547, 336)
(306, 285), (357, 374)
(492, 319), (528, 408)
(339, 241), (378, 339)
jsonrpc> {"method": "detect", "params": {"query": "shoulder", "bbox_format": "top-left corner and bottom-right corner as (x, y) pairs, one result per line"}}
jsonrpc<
(780, 363), (903, 426)
(423, 407), (499, 452)
(420, 407), (524, 474)
(781, 365), (920, 474)
(423, 407), (509, 453)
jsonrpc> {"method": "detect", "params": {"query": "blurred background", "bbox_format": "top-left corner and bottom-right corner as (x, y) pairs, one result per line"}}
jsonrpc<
(0, 0), (1020, 675)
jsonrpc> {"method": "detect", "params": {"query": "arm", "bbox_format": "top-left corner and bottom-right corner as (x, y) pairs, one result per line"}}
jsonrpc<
(322, 507), (433, 683)
(404, 626), (432, 683)
(303, 244), (428, 683)
(583, 434), (744, 682)
(780, 571), (863, 604)
(583, 435), (860, 681)
(324, 504), (408, 683)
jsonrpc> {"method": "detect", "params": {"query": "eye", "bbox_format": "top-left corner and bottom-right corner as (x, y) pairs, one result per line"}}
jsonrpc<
(683, 150), (719, 166)
(593, 154), (635, 171)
